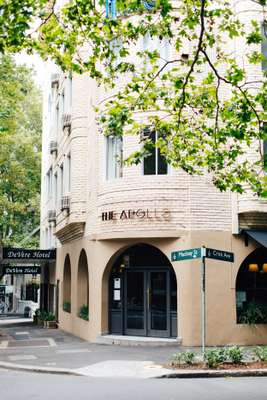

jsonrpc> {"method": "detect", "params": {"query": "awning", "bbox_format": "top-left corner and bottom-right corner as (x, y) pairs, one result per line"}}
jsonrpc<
(244, 230), (267, 248)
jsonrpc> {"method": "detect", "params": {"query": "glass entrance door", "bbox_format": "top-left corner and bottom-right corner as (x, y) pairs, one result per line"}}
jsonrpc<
(148, 271), (169, 337)
(125, 269), (170, 337)
(125, 271), (146, 336)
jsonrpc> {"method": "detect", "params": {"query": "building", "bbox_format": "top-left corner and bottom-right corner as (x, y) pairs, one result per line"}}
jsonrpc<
(40, 0), (267, 346)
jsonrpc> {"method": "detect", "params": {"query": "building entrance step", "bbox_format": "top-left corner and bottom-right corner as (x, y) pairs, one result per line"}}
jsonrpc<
(95, 335), (182, 347)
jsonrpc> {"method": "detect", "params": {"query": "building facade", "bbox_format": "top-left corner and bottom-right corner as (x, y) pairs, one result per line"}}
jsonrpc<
(40, 0), (267, 346)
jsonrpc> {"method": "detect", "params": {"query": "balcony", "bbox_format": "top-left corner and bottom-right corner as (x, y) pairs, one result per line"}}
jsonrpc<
(61, 195), (70, 212)
(49, 141), (58, 154)
(62, 113), (72, 133)
(47, 209), (56, 223)
(51, 73), (60, 88)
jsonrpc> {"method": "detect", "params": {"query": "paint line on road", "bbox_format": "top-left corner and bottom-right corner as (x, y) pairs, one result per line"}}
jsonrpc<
(56, 349), (91, 354)
(8, 355), (37, 361)
(47, 338), (57, 347)
(15, 332), (29, 335)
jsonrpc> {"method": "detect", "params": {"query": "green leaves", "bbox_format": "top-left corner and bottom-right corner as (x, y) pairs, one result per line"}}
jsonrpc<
(0, 55), (41, 247)
(0, 0), (267, 195)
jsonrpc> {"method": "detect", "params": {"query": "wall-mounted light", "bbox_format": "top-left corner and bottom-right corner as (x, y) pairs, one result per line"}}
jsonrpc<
(262, 263), (267, 273)
(248, 264), (259, 272)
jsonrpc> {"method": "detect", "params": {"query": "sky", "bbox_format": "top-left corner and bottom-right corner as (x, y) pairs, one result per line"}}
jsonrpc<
(15, 52), (50, 89)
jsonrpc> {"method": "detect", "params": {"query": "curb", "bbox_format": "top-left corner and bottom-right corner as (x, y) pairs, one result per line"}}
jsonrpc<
(157, 368), (267, 379)
(1, 361), (267, 379)
(0, 361), (83, 376)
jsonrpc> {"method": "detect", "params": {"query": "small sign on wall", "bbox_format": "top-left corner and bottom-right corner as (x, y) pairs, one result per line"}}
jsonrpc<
(114, 290), (121, 301)
(114, 278), (121, 289)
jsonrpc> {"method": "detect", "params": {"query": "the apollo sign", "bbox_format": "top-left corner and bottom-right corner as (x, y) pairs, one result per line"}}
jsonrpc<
(101, 208), (171, 222)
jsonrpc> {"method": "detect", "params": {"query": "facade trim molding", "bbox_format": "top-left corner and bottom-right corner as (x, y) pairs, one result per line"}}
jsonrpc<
(55, 222), (85, 244)
(89, 230), (183, 241)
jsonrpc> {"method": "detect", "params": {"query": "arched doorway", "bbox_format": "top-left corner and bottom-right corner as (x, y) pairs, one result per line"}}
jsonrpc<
(63, 255), (71, 313)
(236, 247), (267, 324)
(109, 243), (177, 338)
(77, 250), (89, 320)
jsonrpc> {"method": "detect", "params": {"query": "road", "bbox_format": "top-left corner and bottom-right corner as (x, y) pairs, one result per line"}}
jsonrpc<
(0, 369), (267, 400)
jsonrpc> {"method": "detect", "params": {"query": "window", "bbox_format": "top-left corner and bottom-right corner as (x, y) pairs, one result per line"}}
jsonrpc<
(66, 153), (71, 193)
(55, 102), (60, 134)
(143, 129), (168, 175)
(66, 75), (72, 113)
(60, 164), (64, 198)
(54, 173), (58, 208)
(236, 247), (267, 324)
(262, 23), (267, 71)
(46, 168), (53, 199)
(106, 136), (123, 180)
(142, 34), (171, 70)
(106, 0), (116, 18)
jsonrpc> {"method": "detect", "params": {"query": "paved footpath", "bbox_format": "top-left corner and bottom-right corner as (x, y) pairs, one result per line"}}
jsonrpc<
(0, 317), (266, 379)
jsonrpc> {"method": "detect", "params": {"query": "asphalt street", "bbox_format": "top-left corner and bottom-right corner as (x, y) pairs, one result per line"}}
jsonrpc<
(0, 369), (267, 400)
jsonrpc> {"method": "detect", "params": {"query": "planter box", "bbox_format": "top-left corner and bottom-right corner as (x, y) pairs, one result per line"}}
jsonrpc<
(37, 318), (44, 327)
(43, 320), (58, 329)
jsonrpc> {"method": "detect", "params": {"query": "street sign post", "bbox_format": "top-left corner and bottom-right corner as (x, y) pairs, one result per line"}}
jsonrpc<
(171, 245), (234, 356)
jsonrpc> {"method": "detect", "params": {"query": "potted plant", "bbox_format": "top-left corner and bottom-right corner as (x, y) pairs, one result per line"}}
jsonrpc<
(43, 312), (57, 329)
(79, 304), (89, 321)
(63, 301), (71, 313)
(35, 309), (47, 326)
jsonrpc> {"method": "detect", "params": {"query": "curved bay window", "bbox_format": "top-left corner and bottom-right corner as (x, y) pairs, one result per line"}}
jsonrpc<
(236, 247), (267, 324)
(109, 243), (177, 338)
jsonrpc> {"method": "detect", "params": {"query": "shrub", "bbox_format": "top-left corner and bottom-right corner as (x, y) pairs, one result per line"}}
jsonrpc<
(171, 351), (196, 366)
(39, 310), (48, 321)
(171, 353), (184, 366)
(63, 301), (71, 313)
(43, 312), (56, 321)
(79, 304), (89, 321)
(182, 351), (195, 365)
(204, 348), (225, 368)
(254, 346), (267, 362)
(228, 346), (244, 364)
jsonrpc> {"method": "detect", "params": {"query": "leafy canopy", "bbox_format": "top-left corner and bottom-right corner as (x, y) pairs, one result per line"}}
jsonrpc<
(0, 55), (42, 247)
(1, 0), (267, 194)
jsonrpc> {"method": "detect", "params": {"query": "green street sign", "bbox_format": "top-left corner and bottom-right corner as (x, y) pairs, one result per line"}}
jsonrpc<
(206, 248), (234, 263)
(171, 248), (202, 262)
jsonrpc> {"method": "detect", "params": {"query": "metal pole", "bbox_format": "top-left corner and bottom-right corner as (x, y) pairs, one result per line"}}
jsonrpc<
(201, 246), (206, 356)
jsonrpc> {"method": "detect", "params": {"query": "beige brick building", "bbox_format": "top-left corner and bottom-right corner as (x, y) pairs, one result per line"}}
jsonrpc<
(40, 0), (267, 346)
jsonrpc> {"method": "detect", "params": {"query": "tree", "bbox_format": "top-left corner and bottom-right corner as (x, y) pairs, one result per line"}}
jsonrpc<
(1, 0), (267, 194)
(0, 55), (42, 247)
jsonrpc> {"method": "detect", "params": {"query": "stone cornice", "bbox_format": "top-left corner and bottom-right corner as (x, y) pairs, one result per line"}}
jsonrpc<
(55, 222), (85, 244)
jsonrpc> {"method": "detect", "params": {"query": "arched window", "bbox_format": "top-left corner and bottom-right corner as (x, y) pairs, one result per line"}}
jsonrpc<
(77, 250), (89, 321)
(63, 255), (71, 313)
(236, 247), (267, 324)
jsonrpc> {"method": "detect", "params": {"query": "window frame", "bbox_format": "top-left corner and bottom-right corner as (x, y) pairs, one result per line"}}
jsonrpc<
(106, 135), (123, 180)
(142, 128), (169, 176)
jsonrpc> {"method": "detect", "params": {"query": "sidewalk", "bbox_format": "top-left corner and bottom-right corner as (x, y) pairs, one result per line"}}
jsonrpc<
(0, 318), (267, 379)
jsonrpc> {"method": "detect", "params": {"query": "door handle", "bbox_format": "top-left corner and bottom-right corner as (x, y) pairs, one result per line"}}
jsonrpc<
(147, 288), (151, 310)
